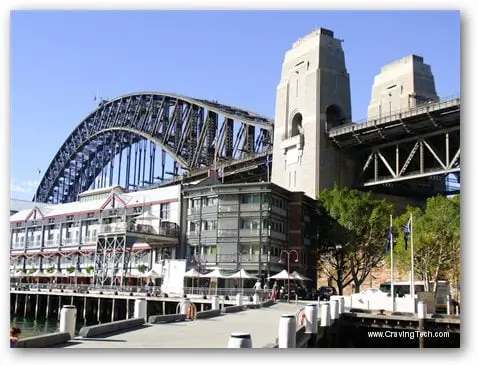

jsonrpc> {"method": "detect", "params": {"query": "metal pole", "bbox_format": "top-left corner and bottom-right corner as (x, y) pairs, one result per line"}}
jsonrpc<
(410, 214), (415, 310)
(287, 254), (290, 304)
(390, 215), (395, 312)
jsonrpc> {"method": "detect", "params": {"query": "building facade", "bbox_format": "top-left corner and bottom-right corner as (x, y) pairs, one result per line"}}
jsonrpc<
(10, 185), (181, 286)
(181, 178), (318, 283)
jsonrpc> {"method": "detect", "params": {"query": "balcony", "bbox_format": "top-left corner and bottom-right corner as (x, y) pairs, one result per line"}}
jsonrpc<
(62, 238), (80, 247)
(44, 239), (59, 248)
(218, 204), (239, 213)
(26, 241), (41, 249)
(98, 222), (179, 238)
(280, 133), (304, 152)
(11, 243), (25, 250)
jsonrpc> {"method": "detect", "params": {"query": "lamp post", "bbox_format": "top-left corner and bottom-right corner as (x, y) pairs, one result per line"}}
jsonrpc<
(279, 249), (299, 304)
(237, 250), (250, 294)
(159, 252), (170, 292)
(335, 244), (343, 295)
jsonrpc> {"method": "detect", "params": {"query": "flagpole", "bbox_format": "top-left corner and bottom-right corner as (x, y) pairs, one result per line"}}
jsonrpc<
(410, 214), (415, 308)
(390, 214), (395, 312)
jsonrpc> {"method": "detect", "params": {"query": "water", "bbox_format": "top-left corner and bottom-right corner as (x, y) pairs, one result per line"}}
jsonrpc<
(10, 316), (88, 339)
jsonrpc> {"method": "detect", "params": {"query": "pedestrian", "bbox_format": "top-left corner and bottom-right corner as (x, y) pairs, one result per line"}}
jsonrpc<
(10, 327), (21, 348)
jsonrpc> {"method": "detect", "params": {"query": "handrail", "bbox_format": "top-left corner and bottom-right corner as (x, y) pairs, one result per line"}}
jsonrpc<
(329, 94), (460, 133)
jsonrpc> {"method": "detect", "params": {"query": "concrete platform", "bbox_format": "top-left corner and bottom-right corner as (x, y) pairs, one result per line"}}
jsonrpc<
(61, 302), (305, 348)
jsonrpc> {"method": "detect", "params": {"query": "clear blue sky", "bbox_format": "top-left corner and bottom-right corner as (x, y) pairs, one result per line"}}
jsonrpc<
(10, 10), (460, 200)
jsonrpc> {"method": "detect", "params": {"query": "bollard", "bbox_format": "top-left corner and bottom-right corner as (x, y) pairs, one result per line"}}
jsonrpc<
(320, 302), (331, 327)
(330, 299), (339, 322)
(134, 298), (147, 321)
(337, 296), (345, 314)
(59, 305), (77, 338)
(417, 301), (427, 349)
(253, 294), (260, 305)
(211, 296), (219, 310)
(228, 332), (252, 348)
(446, 295), (451, 316)
(304, 304), (318, 347)
(278, 314), (296, 348)
(236, 293), (243, 306)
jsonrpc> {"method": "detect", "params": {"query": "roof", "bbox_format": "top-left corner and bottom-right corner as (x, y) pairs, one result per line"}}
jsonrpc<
(10, 184), (181, 223)
(10, 199), (48, 214)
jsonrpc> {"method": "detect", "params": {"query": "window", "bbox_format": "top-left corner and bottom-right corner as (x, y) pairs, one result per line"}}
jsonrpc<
(66, 215), (74, 221)
(206, 196), (218, 207)
(133, 206), (142, 214)
(48, 218), (55, 224)
(241, 194), (260, 204)
(240, 218), (260, 230)
(160, 203), (171, 220)
(203, 220), (217, 231)
(189, 222), (198, 232)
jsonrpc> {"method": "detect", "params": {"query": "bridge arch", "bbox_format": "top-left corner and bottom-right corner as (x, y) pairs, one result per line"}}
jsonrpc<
(35, 92), (274, 204)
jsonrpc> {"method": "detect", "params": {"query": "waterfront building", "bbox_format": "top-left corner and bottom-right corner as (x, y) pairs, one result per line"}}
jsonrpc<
(9, 185), (181, 286)
(181, 175), (318, 283)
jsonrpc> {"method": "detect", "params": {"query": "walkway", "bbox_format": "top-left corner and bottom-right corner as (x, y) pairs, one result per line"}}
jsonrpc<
(62, 302), (305, 348)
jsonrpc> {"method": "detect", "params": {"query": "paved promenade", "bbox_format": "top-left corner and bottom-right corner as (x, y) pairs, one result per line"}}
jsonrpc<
(62, 302), (305, 348)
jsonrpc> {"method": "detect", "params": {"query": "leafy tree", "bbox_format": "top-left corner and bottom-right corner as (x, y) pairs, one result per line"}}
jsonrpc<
(393, 195), (460, 294)
(317, 186), (394, 294)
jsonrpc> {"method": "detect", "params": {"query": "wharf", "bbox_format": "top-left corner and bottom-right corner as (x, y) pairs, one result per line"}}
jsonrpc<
(61, 302), (304, 348)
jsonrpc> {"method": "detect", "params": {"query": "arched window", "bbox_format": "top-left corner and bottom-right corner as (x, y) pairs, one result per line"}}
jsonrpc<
(325, 105), (344, 129)
(291, 113), (303, 137)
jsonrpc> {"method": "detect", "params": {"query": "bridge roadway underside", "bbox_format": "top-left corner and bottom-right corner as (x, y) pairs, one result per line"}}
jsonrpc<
(60, 302), (303, 348)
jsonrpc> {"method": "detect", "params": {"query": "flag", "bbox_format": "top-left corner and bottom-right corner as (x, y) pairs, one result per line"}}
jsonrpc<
(403, 218), (411, 251)
(385, 226), (393, 253)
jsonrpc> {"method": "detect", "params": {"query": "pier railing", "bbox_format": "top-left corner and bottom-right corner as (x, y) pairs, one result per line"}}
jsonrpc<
(10, 282), (273, 299)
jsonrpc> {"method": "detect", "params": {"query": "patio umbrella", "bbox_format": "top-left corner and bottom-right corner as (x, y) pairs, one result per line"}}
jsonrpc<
(227, 268), (258, 293)
(184, 268), (202, 294)
(142, 269), (162, 278)
(200, 267), (229, 295)
(267, 269), (294, 280)
(291, 271), (312, 281)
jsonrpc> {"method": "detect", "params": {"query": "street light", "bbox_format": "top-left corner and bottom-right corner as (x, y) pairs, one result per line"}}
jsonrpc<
(278, 249), (299, 303)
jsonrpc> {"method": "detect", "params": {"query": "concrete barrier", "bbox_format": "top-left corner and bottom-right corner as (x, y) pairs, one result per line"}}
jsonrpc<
(16, 332), (71, 348)
(79, 318), (145, 338)
(195, 309), (222, 319)
(148, 314), (187, 324)
(223, 305), (246, 314)
(245, 303), (261, 309)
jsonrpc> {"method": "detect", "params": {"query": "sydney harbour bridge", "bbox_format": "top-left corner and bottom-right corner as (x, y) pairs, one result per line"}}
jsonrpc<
(33, 30), (460, 205)
(33, 92), (460, 204)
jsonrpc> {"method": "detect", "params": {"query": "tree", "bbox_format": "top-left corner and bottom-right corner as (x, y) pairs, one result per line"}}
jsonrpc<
(317, 186), (394, 294)
(393, 195), (460, 294)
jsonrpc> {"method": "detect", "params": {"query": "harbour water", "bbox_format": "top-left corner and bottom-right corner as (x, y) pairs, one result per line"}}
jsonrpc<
(10, 316), (93, 339)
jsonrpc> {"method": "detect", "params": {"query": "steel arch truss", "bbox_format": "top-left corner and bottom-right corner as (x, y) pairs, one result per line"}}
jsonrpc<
(357, 127), (460, 196)
(35, 93), (274, 204)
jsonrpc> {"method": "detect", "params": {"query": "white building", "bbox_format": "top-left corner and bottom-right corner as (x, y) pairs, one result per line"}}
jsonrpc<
(10, 184), (181, 286)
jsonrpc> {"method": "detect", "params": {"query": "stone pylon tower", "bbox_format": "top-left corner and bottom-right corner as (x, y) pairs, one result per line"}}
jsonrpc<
(271, 28), (354, 199)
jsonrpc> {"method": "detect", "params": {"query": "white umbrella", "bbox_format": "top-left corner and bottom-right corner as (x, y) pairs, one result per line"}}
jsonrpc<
(141, 269), (162, 278)
(227, 268), (258, 280)
(12, 270), (27, 278)
(201, 267), (228, 278)
(184, 268), (202, 277)
(184, 268), (202, 294)
(291, 271), (312, 281)
(200, 267), (229, 295)
(268, 269), (294, 280)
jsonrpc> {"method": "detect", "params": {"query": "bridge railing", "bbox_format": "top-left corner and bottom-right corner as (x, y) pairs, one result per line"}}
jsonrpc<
(329, 94), (460, 133)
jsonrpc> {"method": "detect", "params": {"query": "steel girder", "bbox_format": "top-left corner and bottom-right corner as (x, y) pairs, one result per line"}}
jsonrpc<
(356, 126), (460, 196)
(35, 93), (274, 204)
(94, 235), (130, 287)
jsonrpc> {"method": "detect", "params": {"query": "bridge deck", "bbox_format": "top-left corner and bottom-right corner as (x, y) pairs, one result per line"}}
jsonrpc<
(61, 302), (304, 348)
